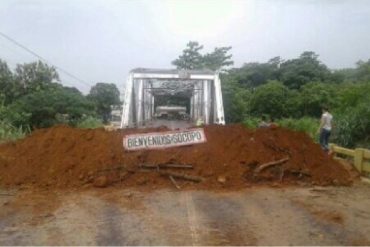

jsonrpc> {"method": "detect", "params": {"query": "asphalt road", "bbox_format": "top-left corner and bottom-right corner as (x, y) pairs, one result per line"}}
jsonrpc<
(1, 183), (370, 245)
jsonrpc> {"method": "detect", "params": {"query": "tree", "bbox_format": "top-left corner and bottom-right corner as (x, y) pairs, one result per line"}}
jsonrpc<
(172, 41), (234, 71)
(88, 83), (121, 123)
(4, 85), (94, 128)
(172, 41), (204, 70)
(221, 76), (251, 122)
(0, 59), (15, 105)
(299, 82), (337, 117)
(223, 56), (281, 89)
(279, 51), (331, 89)
(249, 81), (295, 119)
(333, 85), (370, 148)
(15, 60), (59, 94)
(202, 46), (233, 71)
(355, 59), (370, 82)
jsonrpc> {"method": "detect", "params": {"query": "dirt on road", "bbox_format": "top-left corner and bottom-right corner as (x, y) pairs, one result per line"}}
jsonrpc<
(1, 183), (370, 245)
(0, 124), (364, 245)
(0, 124), (352, 189)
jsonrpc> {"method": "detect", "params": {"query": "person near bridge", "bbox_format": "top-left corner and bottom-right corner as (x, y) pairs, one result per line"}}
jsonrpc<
(317, 106), (333, 152)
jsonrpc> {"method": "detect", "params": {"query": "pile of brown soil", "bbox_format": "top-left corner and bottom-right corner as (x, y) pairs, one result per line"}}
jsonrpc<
(0, 124), (352, 190)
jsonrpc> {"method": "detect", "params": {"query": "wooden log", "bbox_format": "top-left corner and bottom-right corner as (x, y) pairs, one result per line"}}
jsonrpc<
(159, 171), (204, 182)
(169, 176), (181, 189)
(140, 164), (193, 169)
(163, 164), (193, 169)
(139, 164), (159, 169)
(97, 166), (136, 174)
(97, 166), (126, 173)
(254, 157), (289, 176)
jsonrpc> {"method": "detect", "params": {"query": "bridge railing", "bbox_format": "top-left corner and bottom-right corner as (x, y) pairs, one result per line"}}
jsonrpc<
(330, 144), (370, 174)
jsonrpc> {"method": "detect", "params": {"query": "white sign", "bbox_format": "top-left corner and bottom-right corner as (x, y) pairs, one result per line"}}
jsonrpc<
(123, 128), (206, 151)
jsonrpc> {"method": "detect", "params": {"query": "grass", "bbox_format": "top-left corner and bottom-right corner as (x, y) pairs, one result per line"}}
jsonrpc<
(0, 121), (29, 143)
(243, 116), (320, 141)
(76, 116), (104, 129)
(277, 117), (319, 140)
(242, 117), (260, 129)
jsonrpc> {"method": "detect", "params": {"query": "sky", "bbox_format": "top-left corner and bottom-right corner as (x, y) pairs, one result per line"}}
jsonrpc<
(1, 0), (370, 93)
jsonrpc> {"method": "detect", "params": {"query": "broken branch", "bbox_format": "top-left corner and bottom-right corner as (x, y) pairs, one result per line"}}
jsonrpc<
(169, 175), (181, 189)
(140, 164), (193, 169)
(159, 171), (204, 182)
(254, 157), (289, 176)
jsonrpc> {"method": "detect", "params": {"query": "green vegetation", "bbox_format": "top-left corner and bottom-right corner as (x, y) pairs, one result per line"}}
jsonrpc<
(0, 59), (120, 142)
(175, 41), (370, 147)
(278, 117), (319, 140)
(3, 85), (95, 128)
(1, 41), (370, 148)
(0, 120), (28, 143)
(332, 86), (370, 148)
(76, 116), (104, 129)
(172, 41), (233, 71)
(242, 117), (319, 140)
(242, 117), (259, 129)
(87, 83), (121, 123)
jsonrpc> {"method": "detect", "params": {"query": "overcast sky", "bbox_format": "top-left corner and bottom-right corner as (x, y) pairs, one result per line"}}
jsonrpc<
(1, 0), (370, 93)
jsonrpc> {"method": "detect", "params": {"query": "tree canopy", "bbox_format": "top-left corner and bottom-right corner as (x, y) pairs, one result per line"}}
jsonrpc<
(172, 41), (233, 71)
(0, 60), (112, 129)
(0, 59), (15, 105)
(15, 61), (59, 94)
(1, 42), (370, 148)
(4, 85), (94, 128)
(279, 51), (331, 89)
(172, 41), (204, 70)
(88, 82), (121, 123)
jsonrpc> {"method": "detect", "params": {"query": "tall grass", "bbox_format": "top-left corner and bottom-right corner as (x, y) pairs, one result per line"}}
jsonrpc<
(277, 117), (319, 140)
(76, 116), (104, 129)
(242, 117), (260, 129)
(243, 116), (320, 140)
(332, 103), (370, 148)
(0, 121), (29, 143)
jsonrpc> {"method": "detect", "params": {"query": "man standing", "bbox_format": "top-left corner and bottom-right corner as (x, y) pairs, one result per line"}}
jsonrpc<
(317, 106), (333, 152)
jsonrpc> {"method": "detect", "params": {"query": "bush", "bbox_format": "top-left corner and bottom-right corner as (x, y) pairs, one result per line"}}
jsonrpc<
(299, 82), (337, 117)
(6, 86), (95, 129)
(242, 117), (260, 129)
(333, 103), (370, 148)
(0, 120), (29, 143)
(331, 83), (370, 148)
(278, 117), (319, 140)
(249, 81), (297, 119)
(76, 116), (103, 129)
(222, 78), (251, 123)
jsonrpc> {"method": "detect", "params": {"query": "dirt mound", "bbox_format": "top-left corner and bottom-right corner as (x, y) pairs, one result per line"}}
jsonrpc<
(0, 124), (352, 190)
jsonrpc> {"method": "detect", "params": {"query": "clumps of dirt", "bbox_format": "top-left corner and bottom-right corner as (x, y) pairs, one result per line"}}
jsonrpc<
(0, 124), (352, 190)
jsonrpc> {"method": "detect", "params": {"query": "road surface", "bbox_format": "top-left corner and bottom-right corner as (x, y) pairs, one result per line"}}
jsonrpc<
(0, 183), (370, 245)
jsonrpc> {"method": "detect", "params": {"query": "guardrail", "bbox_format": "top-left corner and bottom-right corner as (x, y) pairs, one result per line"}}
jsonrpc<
(330, 144), (370, 174)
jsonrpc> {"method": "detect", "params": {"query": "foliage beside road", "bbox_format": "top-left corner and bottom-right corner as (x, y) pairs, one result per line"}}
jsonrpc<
(1, 41), (370, 147)
(0, 59), (120, 141)
(173, 42), (370, 148)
